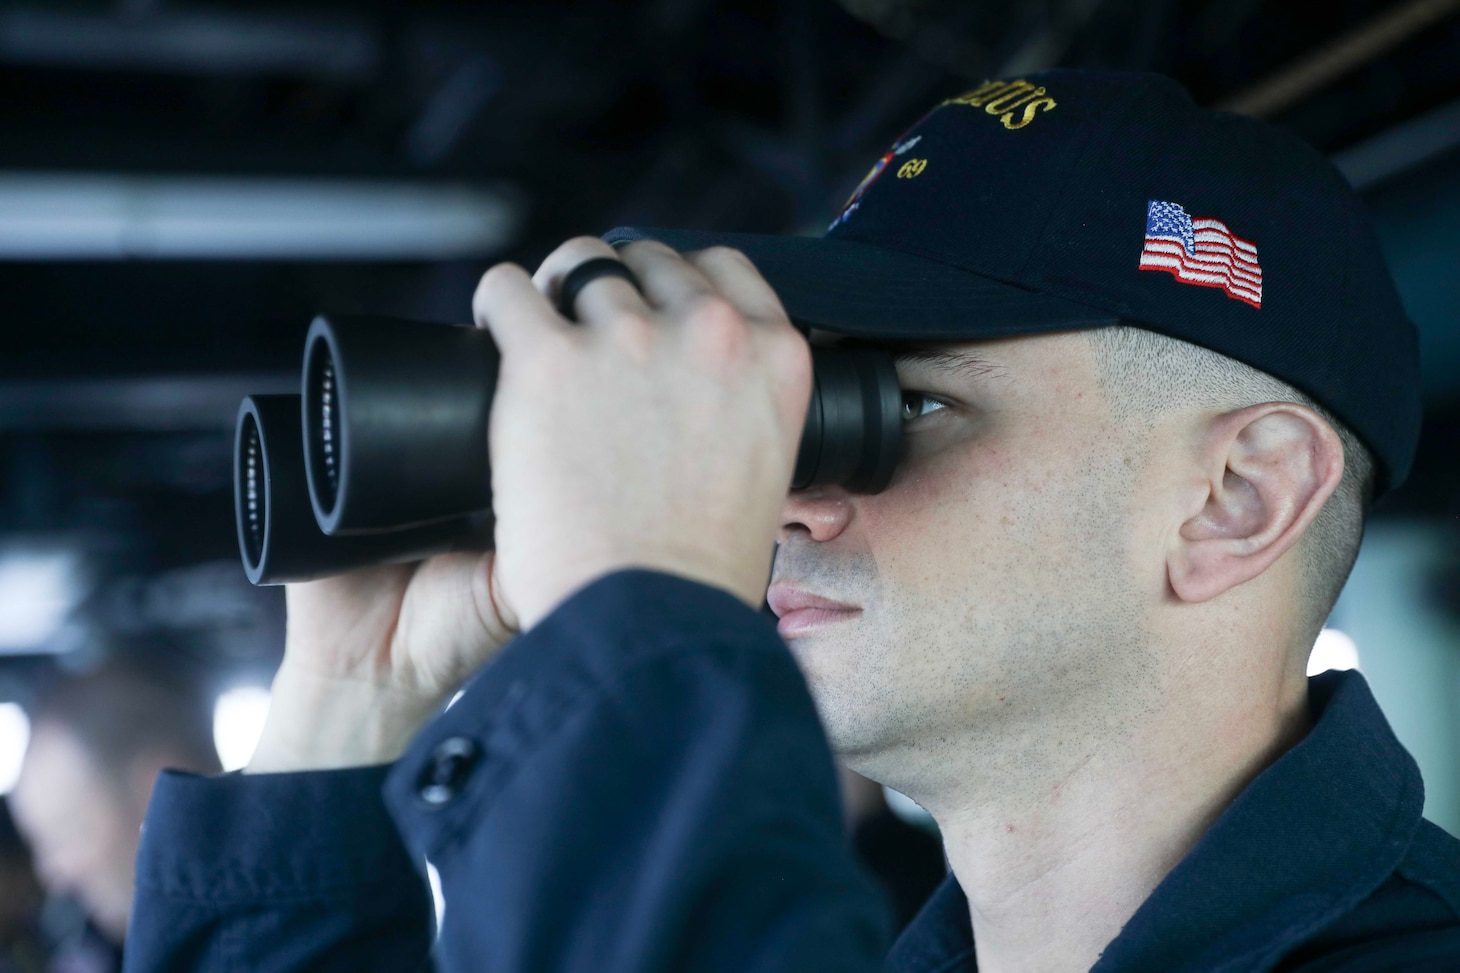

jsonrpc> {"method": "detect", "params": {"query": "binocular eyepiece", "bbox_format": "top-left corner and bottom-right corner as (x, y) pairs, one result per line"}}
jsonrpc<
(236, 314), (904, 584)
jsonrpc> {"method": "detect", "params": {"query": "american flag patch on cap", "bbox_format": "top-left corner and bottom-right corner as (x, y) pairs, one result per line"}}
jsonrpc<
(1139, 200), (1262, 308)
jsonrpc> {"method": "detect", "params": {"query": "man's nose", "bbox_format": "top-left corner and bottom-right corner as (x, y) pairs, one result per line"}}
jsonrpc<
(779, 485), (853, 543)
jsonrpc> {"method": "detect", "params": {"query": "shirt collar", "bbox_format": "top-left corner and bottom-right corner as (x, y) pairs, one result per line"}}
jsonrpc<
(885, 873), (976, 973)
(885, 670), (1425, 973)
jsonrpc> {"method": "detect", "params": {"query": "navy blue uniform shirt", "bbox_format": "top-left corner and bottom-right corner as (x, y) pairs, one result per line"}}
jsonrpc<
(126, 570), (1460, 972)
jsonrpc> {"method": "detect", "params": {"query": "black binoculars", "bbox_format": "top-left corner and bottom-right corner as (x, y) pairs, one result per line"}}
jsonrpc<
(235, 314), (905, 585)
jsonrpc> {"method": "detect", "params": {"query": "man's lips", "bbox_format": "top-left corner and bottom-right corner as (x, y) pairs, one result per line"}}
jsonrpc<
(766, 583), (861, 638)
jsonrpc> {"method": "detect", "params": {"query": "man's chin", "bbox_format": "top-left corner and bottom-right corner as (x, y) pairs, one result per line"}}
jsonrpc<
(780, 629), (837, 674)
(786, 647), (872, 738)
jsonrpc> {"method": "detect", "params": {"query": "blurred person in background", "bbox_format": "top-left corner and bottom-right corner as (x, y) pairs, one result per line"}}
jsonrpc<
(0, 803), (45, 973)
(9, 658), (220, 971)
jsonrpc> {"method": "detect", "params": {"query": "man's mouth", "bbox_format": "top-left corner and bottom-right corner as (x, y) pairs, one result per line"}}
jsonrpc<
(766, 583), (862, 638)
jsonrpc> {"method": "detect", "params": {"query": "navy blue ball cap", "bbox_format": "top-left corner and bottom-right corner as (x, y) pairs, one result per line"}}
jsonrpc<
(605, 69), (1422, 500)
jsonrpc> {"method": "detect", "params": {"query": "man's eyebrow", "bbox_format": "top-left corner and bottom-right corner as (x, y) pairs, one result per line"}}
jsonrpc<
(811, 336), (1007, 382)
(884, 344), (1005, 382)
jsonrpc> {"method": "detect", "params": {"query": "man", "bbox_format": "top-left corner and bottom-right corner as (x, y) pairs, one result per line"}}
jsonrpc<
(11, 659), (220, 970)
(127, 70), (1460, 971)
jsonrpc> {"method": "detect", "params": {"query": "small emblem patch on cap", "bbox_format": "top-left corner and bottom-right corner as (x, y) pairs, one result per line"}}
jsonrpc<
(828, 135), (923, 231)
(1139, 200), (1262, 308)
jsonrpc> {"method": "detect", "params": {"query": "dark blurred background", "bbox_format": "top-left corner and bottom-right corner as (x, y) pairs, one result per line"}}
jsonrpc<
(0, 0), (1456, 966)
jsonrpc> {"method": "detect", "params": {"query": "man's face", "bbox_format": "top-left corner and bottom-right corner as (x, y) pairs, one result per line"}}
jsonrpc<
(10, 722), (141, 943)
(771, 331), (1165, 796)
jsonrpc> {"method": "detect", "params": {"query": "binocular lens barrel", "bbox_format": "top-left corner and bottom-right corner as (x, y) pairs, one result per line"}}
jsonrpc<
(304, 316), (499, 536)
(302, 315), (904, 537)
(234, 314), (906, 583)
(235, 393), (488, 585)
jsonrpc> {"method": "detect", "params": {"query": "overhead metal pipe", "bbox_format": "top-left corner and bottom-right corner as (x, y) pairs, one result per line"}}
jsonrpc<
(1214, 0), (1460, 118)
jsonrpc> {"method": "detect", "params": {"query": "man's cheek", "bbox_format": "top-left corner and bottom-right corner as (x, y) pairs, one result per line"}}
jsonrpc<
(890, 434), (1001, 499)
(860, 463), (993, 553)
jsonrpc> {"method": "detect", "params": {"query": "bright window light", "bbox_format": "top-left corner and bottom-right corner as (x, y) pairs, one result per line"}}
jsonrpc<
(0, 702), (31, 795)
(0, 550), (82, 652)
(0, 173), (519, 260)
(212, 686), (271, 772)
(1308, 628), (1361, 676)
(426, 860), (445, 937)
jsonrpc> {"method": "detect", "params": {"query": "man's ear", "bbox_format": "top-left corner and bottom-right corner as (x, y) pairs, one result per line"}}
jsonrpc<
(1168, 402), (1345, 604)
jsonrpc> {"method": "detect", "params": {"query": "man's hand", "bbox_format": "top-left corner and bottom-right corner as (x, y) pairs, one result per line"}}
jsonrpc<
(478, 237), (811, 629)
(247, 236), (806, 772)
(246, 554), (516, 773)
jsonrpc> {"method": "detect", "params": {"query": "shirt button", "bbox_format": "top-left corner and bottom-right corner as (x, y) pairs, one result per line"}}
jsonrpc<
(416, 736), (481, 807)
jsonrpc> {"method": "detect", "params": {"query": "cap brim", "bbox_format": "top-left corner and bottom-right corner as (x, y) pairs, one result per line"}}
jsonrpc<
(604, 227), (1118, 339)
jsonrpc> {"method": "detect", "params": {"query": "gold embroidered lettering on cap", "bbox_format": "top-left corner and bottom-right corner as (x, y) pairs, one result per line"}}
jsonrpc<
(945, 79), (1011, 107)
(1003, 97), (1057, 129)
(983, 85), (1044, 114)
(971, 80), (1031, 107)
(945, 78), (1058, 130)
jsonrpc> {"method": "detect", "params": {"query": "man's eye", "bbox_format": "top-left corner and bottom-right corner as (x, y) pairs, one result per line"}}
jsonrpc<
(900, 391), (947, 422)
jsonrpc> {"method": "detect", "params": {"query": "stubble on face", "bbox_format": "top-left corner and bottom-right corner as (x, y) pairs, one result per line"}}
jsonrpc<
(774, 333), (1166, 811)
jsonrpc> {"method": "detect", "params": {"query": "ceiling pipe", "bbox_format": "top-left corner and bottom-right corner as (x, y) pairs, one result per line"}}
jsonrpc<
(1214, 0), (1460, 118)
(1333, 94), (1460, 188)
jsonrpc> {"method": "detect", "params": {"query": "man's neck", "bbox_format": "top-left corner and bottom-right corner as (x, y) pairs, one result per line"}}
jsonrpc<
(921, 666), (1312, 973)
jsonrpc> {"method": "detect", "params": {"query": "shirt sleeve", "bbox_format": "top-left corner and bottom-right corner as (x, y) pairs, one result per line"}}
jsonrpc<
(383, 568), (891, 973)
(126, 764), (435, 973)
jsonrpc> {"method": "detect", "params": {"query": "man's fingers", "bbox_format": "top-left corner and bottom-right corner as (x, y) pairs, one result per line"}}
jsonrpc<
(532, 236), (648, 324)
(531, 235), (617, 292)
(683, 245), (791, 328)
(616, 239), (718, 312)
(530, 237), (785, 337)
(472, 262), (569, 356)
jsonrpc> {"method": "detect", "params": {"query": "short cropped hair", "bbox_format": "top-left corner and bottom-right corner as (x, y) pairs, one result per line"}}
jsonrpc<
(29, 658), (221, 785)
(1084, 325), (1374, 642)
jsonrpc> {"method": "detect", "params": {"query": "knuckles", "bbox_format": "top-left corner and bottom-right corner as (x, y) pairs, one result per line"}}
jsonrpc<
(618, 238), (678, 262)
(476, 261), (526, 294)
(682, 294), (751, 362)
(491, 237), (805, 413)
(683, 293), (742, 330)
(472, 262), (528, 315)
(603, 310), (657, 361)
(689, 245), (753, 269)
(770, 329), (813, 406)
